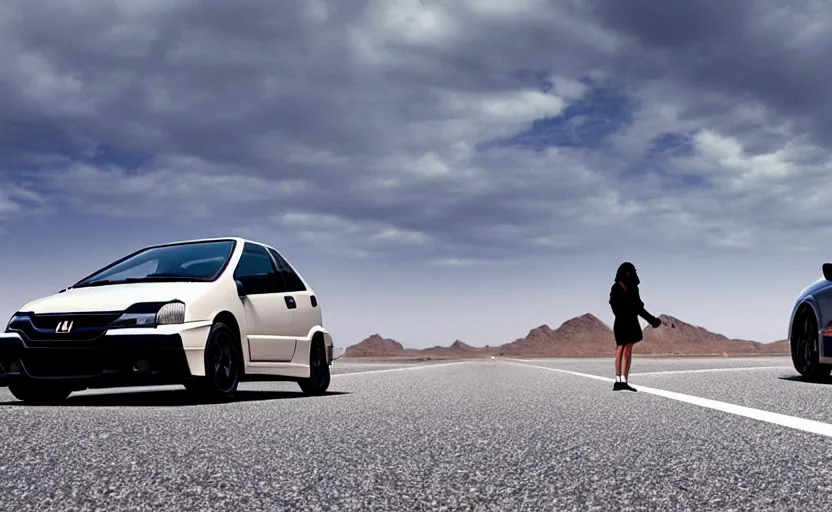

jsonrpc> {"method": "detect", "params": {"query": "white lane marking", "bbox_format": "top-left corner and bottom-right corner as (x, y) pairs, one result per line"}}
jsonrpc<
(507, 361), (832, 439)
(630, 365), (791, 377)
(499, 357), (531, 363)
(332, 360), (473, 377)
(505, 362), (612, 383)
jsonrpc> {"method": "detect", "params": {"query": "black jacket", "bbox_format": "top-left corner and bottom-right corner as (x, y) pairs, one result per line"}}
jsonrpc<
(609, 282), (659, 344)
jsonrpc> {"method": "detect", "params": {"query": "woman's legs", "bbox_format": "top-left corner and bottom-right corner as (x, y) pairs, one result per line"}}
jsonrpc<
(613, 344), (626, 389)
(617, 342), (637, 391)
(615, 344), (624, 378)
(623, 342), (634, 380)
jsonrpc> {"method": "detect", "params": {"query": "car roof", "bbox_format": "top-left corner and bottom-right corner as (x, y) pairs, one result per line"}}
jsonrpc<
(146, 237), (276, 251)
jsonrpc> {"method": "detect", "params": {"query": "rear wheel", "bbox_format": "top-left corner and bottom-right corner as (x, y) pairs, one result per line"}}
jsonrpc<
(8, 379), (72, 405)
(792, 310), (832, 381)
(298, 338), (330, 395)
(186, 322), (242, 402)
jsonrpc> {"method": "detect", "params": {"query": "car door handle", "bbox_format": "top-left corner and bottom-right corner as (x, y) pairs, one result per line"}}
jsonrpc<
(284, 296), (297, 309)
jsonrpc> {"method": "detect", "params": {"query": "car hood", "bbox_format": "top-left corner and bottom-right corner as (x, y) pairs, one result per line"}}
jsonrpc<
(19, 282), (217, 314)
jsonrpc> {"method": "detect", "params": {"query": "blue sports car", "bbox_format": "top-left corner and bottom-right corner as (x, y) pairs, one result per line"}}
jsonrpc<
(789, 263), (832, 380)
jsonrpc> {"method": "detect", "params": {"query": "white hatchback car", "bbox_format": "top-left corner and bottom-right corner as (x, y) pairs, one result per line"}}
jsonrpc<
(0, 237), (334, 403)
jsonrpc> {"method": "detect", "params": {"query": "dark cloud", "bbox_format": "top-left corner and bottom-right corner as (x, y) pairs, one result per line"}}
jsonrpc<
(588, 0), (752, 48)
(2, 0), (832, 263)
(585, 0), (832, 147)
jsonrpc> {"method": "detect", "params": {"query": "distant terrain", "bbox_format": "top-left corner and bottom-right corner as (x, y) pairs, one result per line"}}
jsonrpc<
(340, 313), (790, 361)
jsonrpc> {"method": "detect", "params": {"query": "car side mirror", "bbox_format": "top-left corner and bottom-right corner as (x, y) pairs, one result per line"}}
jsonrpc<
(235, 279), (246, 297)
(823, 264), (832, 281)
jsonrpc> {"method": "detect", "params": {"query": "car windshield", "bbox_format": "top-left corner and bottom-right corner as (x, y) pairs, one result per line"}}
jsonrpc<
(72, 240), (236, 288)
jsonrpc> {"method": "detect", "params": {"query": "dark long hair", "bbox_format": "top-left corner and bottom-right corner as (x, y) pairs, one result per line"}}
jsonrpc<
(615, 262), (639, 286)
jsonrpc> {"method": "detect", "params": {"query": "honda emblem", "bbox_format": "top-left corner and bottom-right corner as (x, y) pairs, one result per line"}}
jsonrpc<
(56, 320), (74, 333)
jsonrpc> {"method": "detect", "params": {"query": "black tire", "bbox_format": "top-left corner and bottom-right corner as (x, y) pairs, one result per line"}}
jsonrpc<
(298, 338), (330, 395)
(8, 379), (72, 405)
(792, 310), (832, 381)
(186, 322), (242, 402)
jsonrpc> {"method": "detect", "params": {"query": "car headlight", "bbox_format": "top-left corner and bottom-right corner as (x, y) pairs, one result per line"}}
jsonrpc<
(156, 301), (186, 325)
(110, 301), (186, 328)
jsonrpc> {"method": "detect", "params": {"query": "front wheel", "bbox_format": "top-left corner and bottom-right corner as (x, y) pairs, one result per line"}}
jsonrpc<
(792, 311), (832, 381)
(186, 322), (242, 402)
(8, 379), (72, 405)
(298, 338), (330, 395)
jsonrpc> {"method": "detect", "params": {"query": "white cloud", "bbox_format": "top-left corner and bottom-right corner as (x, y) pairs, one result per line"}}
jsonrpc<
(274, 211), (433, 257)
(0, 184), (48, 219)
(0, 193), (21, 215)
(462, 0), (546, 18)
(37, 164), (307, 219)
(460, 89), (565, 124)
(374, 0), (458, 46)
(691, 129), (806, 188)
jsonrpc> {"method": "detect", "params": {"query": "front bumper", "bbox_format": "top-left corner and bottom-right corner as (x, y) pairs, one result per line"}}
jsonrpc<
(0, 321), (213, 386)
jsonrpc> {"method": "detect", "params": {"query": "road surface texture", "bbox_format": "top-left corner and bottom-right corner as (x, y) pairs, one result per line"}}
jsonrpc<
(2, 355), (832, 511)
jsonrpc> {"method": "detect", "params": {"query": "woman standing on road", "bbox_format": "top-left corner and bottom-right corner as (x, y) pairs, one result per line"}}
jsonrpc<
(609, 262), (661, 391)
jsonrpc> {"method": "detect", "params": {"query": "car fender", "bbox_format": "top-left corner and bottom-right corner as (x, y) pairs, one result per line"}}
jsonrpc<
(303, 325), (332, 347)
(299, 325), (333, 363)
(207, 300), (249, 338)
(790, 295), (831, 361)
(183, 273), (249, 343)
(790, 296), (819, 341)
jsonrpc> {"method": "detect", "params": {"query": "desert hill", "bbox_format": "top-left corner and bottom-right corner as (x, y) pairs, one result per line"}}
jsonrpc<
(343, 334), (404, 358)
(342, 313), (790, 360)
(343, 334), (491, 361)
(637, 315), (789, 356)
(500, 313), (614, 357)
(415, 340), (495, 360)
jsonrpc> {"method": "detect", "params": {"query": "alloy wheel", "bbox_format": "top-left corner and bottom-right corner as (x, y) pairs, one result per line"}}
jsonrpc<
(210, 331), (239, 393)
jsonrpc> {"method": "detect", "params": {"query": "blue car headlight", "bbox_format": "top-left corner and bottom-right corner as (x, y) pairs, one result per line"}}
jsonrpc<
(110, 301), (186, 328)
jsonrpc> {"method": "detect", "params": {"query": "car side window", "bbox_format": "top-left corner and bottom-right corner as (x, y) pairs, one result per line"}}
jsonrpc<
(234, 243), (277, 295)
(267, 248), (307, 292)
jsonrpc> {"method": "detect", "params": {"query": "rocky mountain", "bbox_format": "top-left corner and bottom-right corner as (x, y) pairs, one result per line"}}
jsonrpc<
(636, 315), (788, 356)
(342, 334), (491, 361)
(343, 334), (405, 358)
(341, 313), (790, 359)
(418, 340), (493, 358)
(760, 339), (791, 353)
(500, 313), (614, 357)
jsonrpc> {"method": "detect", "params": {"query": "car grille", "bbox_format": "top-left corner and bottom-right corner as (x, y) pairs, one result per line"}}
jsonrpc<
(9, 312), (124, 343)
(21, 354), (111, 378)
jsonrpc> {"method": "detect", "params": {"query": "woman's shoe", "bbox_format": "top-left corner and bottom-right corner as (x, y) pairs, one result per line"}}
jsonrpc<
(613, 382), (623, 391)
(622, 383), (637, 392)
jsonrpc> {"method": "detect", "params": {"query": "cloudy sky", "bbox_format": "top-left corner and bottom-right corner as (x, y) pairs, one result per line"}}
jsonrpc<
(2, 0), (830, 348)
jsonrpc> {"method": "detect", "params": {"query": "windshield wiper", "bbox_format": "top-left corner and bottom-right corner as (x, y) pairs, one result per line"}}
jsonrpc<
(73, 279), (122, 288)
(129, 275), (204, 282)
(143, 273), (202, 279)
(73, 275), (203, 288)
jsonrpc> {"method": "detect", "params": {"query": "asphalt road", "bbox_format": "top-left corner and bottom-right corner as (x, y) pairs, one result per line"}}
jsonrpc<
(2, 355), (832, 511)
